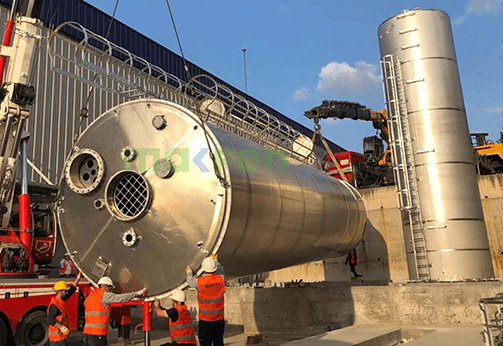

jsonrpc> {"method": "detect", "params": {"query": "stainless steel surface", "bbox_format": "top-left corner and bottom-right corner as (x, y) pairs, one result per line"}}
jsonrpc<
(57, 99), (366, 297)
(379, 9), (493, 280)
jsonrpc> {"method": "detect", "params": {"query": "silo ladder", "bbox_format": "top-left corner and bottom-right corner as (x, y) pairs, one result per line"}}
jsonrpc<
(380, 54), (430, 281)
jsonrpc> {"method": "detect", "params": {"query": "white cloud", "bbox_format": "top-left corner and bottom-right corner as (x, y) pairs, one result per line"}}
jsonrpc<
(293, 86), (314, 101)
(453, 14), (469, 26)
(486, 106), (503, 113)
(467, 0), (503, 14)
(316, 61), (381, 101)
(454, 0), (502, 25)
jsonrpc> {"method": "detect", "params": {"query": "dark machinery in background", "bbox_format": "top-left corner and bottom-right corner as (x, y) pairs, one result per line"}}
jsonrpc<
(305, 100), (394, 188)
(471, 133), (503, 175)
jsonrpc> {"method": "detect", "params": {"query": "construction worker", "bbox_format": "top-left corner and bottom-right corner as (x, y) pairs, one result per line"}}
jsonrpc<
(47, 270), (82, 346)
(186, 255), (226, 346)
(59, 253), (76, 278)
(153, 289), (196, 346)
(83, 277), (147, 346)
(346, 248), (362, 278)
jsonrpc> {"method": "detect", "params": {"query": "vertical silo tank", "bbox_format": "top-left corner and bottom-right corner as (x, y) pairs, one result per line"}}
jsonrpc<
(378, 9), (494, 280)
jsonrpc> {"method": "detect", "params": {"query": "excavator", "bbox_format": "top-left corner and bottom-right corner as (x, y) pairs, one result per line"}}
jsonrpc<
(471, 132), (503, 174)
(305, 100), (394, 187)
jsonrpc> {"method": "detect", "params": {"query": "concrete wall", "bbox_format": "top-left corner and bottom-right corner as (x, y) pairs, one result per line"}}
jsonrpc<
(175, 281), (503, 335)
(263, 174), (503, 284)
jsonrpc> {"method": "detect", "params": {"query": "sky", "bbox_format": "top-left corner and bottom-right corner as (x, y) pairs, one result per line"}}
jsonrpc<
(84, 0), (503, 152)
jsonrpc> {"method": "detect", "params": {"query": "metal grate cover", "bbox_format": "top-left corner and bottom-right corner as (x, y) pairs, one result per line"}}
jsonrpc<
(113, 172), (148, 219)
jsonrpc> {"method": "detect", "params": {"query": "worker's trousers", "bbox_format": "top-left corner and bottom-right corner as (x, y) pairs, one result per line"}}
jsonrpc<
(198, 319), (225, 346)
(84, 334), (107, 346)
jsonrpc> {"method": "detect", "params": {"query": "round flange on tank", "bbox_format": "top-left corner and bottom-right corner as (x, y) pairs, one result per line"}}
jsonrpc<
(378, 9), (493, 281)
(57, 99), (366, 297)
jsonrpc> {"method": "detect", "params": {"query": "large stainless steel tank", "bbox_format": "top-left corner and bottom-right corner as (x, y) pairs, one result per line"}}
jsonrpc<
(378, 9), (493, 280)
(57, 99), (366, 296)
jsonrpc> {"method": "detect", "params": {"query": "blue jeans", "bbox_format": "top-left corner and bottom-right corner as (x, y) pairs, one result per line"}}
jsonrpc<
(198, 319), (225, 346)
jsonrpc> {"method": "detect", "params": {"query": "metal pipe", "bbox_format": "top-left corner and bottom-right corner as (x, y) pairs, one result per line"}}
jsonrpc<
(19, 133), (33, 273)
(10, 118), (25, 158)
(142, 302), (151, 346)
(20, 132), (29, 194)
(242, 48), (247, 93)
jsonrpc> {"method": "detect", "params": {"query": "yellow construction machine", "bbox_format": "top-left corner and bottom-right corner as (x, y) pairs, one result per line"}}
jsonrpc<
(471, 133), (503, 174)
(305, 100), (394, 186)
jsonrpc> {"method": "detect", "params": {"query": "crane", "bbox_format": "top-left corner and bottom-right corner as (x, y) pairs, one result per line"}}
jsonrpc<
(305, 100), (394, 187)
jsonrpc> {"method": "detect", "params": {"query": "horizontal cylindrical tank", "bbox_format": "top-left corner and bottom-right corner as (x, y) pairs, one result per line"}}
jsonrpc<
(378, 9), (493, 280)
(57, 99), (366, 296)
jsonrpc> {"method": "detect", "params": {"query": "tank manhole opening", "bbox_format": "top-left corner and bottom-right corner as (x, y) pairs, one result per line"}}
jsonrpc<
(106, 171), (150, 221)
(65, 149), (105, 195)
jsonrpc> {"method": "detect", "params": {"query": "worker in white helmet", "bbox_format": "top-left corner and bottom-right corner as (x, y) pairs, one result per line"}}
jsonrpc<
(47, 270), (82, 346)
(59, 253), (76, 278)
(83, 276), (147, 346)
(186, 254), (226, 346)
(154, 289), (196, 346)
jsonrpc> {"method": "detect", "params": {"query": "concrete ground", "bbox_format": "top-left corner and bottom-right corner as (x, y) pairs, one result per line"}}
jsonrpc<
(60, 324), (486, 346)
(64, 330), (303, 346)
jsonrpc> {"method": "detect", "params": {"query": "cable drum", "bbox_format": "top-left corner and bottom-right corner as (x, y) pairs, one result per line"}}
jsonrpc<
(57, 99), (366, 297)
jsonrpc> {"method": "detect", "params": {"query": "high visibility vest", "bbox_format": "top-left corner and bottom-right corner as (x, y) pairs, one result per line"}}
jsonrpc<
(169, 304), (196, 344)
(197, 274), (225, 321)
(58, 259), (68, 275)
(83, 288), (110, 335)
(59, 259), (76, 275)
(47, 297), (69, 342)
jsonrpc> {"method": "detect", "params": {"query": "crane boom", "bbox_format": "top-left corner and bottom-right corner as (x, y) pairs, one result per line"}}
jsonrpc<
(304, 99), (384, 122)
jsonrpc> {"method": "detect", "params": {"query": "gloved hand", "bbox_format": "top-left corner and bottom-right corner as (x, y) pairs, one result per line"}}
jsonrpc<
(136, 287), (147, 297)
(185, 266), (192, 274)
(211, 254), (218, 261)
(60, 325), (69, 336)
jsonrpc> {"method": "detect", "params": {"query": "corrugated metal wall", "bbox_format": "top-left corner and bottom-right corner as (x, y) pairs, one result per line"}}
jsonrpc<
(0, 0), (344, 187)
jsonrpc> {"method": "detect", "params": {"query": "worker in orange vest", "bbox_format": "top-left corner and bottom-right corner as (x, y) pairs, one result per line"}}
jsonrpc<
(59, 253), (76, 278)
(153, 289), (196, 346)
(346, 248), (362, 278)
(186, 255), (226, 346)
(83, 277), (147, 346)
(47, 270), (82, 346)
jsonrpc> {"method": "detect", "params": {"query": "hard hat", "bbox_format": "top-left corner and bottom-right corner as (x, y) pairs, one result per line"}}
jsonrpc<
(64, 252), (70, 256)
(97, 276), (115, 288)
(53, 281), (68, 291)
(171, 289), (186, 303)
(201, 257), (217, 273)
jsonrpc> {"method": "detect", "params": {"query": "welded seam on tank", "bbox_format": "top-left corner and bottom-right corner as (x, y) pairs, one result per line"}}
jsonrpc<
(311, 175), (336, 251)
(218, 132), (252, 262)
(414, 248), (491, 253)
(414, 161), (475, 167)
(203, 125), (232, 254)
(400, 56), (456, 65)
(420, 218), (485, 223)
(334, 181), (358, 250)
(406, 107), (465, 115)
(270, 163), (306, 266)
(79, 216), (115, 261)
